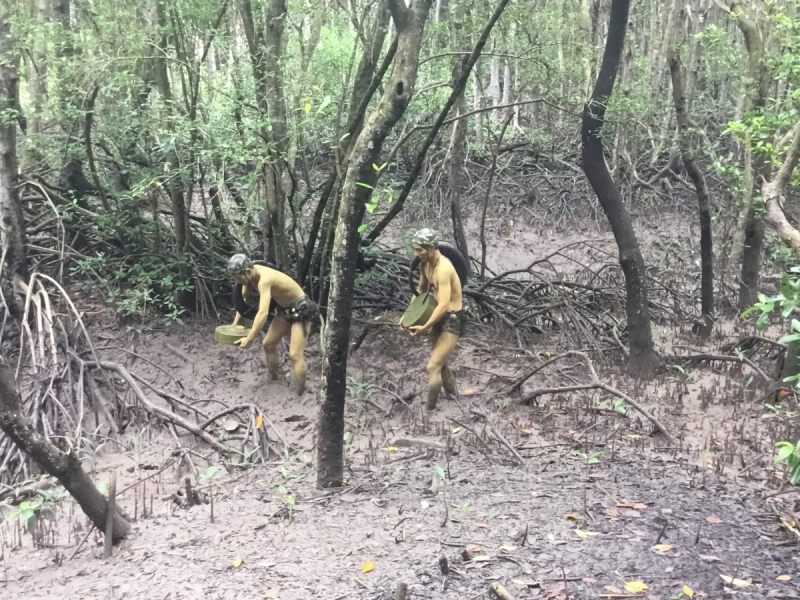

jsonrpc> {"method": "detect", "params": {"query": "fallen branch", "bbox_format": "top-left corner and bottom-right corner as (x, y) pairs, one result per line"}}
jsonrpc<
(78, 355), (231, 455)
(665, 353), (772, 384)
(519, 352), (677, 444)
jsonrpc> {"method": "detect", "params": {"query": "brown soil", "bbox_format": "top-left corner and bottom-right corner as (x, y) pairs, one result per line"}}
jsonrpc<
(2, 218), (800, 600)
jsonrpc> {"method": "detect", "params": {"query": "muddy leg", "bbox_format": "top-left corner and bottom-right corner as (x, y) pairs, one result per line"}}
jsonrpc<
(441, 364), (457, 397)
(426, 331), (459, 410)
(288, 321), (309, 395)
(262, 317), (290, 381)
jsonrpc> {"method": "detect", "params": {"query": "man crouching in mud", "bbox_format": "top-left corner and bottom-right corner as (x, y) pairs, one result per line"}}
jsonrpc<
(228, 254), (319, 395)
(406, 229), (466, 410)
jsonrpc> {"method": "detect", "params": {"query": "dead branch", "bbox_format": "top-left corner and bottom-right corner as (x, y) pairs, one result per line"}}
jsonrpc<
(666, 353), (772, 384)
(78, 356), (231, 455)
(518, 352), (677, 444)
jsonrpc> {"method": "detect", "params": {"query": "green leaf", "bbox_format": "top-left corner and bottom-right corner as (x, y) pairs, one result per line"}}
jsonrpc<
(775, 441), (795, 465)
(434, 465), (446, 480)
(357, 223), (368, 233)
(355, 182), (374, 190)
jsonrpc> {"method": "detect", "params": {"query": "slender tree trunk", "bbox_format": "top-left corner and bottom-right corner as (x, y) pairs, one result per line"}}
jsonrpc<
(445, 2), (470, 272)
(669, 11), (713, 337)
(0, 356), (130, 542)
(582, 0), (659, 377)
(317, 0), (433, 489)
(239, 0), (290, 268)
(153, 0), (188, 258)
(577, 0), (593, 99)
(23, 0), (48, 171)
(0, 5), (28, 316)
(723, 2), (769, 310)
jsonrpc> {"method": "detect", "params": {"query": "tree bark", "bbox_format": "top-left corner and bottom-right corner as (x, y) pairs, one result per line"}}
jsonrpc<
(0, 355), (130, 542)
(317, 0), (433, 489)
(581, 0), (659, 377)
(669, 10), (713, 337)
(0, 4), (28, 316)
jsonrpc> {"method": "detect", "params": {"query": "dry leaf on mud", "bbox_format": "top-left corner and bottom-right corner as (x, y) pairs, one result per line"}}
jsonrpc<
(653, 544), (673, 552)
(499, 544), (516, 553)
(777, 575), (791, 581)
(463, 388), (474, 394)
(476, 523), (489, 528)
(451, 427), (461, 434)
(232, 558), (242, 568)
(264, 587), (280, 598)
(361, 561), (375, 573)
(472, 555), (491, 562)
(565, 513), (582, 520)
(521, 429), (534, 435)
(706, 515), (722, 524)
(574, 529), (599, 538)
(384, 446), (398, 452)
(683, 585), (694, 597)
(624, 580), (648, 593)
(223, 418), (240, 432)
(698, 554), (719, 562)
(720, 575), (751, 588)
(255, 414), (263, 429)
(603, 585), (622, 593)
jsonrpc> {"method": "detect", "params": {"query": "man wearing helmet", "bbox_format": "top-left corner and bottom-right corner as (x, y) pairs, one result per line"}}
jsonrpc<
(226, 254), (319, 395)
(407, 228), (465, 410)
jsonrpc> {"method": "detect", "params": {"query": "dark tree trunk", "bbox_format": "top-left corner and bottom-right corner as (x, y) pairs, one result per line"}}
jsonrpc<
(0, 355), (130, 542)
(0, 5), (28, 317)
(581, 0), (659, 377)
(317, 0), (433, 489)
(669, 12), (713, 337)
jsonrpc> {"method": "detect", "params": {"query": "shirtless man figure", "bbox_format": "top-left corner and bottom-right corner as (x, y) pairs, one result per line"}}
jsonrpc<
(227, 254), (319, 395)
(406, 229), (465, 410)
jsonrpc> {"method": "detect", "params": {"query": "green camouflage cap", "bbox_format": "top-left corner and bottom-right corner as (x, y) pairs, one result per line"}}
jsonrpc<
(411, 228), (438, 246)
(226, 253), (254, 278)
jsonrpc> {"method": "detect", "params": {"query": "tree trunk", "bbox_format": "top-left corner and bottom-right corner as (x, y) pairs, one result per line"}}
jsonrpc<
(724, 1), (769, 311)
(577, 0), (593, 99)
(0, 356), (130, 542)
(23, 0), (48, 171)
(239, 0), (290, 269)
(446, 3), (470, 272)
(669, 10), (713, 337)
(154, 0), (188, 257)
(317, 0), (433, 489)
(581, 0), (659, 377)
(763, 121), (800, 255)
(0, 5), (28, 317)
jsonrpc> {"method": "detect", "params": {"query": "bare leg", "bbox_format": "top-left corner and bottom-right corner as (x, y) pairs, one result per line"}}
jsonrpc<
(426, 331), (459, 410)
(262, 317), (291, 380)
(288, 321), (310, 395)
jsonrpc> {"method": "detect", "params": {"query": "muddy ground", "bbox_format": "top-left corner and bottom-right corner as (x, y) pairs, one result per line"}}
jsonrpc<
(2, 214), (800, 599)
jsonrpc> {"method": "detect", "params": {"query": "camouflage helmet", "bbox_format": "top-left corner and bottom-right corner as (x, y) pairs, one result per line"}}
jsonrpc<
(411, 228), (438, 247)
(226, 253), (254, 278)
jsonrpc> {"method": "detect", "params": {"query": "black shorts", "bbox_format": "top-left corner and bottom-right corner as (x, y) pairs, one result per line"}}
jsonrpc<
(276, 295), (319, 324)
(431, 310), (466, 337)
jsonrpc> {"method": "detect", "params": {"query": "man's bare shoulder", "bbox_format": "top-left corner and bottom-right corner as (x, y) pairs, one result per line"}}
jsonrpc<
(434, 256), (457, 282)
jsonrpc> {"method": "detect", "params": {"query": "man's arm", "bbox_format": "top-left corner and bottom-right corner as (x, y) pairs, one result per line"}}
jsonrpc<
(236, 279), (272, 347)
(416, 266), (430, 296)
(412, 266), (451, 335)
